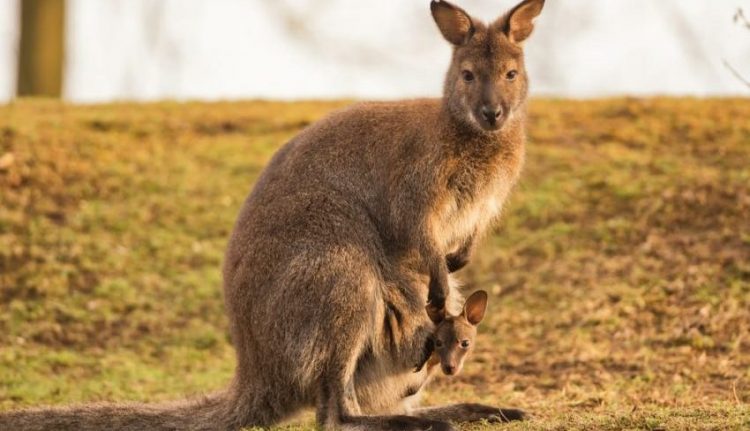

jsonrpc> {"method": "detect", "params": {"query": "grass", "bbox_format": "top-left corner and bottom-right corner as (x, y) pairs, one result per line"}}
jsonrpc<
(1, 98), (749, 430)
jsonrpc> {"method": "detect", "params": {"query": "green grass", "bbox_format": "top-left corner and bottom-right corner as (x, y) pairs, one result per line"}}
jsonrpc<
(1, 98), (749, 430)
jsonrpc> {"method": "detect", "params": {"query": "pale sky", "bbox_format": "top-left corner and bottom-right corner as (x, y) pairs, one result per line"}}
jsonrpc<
(1, 0), (749, 102)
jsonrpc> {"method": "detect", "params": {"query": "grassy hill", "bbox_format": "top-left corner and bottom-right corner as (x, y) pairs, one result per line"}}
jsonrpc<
(1, 98), (749, 430)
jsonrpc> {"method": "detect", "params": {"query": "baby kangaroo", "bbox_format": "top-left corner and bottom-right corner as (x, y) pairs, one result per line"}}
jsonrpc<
(417, 290), (489, 376)
(414, 290), (525, 424)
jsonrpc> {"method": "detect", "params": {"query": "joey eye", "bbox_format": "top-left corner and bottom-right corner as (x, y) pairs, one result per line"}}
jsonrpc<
(461, 70), (475, 82)
(460, 340), (470, 349)
(506, 70), (518, 81)
(435, 339), (444, 348)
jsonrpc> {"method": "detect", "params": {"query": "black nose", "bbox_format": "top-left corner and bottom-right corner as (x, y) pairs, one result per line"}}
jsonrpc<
(481, 106), (503, 124)
(443, 365), (456, 375)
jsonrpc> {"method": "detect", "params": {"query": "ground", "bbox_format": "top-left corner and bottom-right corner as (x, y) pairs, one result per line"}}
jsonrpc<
(0, 98), (749, 430)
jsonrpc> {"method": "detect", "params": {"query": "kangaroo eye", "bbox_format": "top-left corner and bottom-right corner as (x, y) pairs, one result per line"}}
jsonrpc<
(460, 340), (470, 349)
(461, 70), (475, 82)
(506, 70), (518, 81)
(435, 339), (444, 348)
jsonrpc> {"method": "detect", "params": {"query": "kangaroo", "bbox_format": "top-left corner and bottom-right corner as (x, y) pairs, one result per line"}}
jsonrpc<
(0, 1), (544, 430)
(415, 290), (488, 377)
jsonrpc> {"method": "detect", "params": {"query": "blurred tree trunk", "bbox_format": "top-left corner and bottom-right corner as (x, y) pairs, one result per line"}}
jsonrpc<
(17, 0), (65, 97)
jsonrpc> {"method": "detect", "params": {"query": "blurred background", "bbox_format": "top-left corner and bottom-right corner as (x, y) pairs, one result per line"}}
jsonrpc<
(1, 0), (749, 103)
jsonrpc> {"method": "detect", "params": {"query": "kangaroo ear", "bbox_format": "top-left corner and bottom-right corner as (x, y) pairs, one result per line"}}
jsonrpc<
(431, 0), (475, 46)
(499, 0), (545, 45)
(462, 290), (488, 326)
(425, 303), (445, 324)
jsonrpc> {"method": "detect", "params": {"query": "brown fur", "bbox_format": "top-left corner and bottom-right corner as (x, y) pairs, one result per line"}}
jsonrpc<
(0, 1), (544, 430)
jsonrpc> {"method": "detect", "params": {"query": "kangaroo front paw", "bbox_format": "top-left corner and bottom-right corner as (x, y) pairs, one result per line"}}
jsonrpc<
(414, 338), (434, 372)
(427, 278), (447, 312)
(445, 251), (469, 273)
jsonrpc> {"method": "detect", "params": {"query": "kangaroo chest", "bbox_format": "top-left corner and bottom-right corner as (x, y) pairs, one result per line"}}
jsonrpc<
(432, 161), (517, 252)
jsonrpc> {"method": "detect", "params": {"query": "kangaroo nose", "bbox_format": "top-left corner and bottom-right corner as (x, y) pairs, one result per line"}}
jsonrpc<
(443, 364), (456, 375)
(481, 106), (502, 124)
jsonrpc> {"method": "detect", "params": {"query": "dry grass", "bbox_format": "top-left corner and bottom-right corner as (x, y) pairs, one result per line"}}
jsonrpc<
(1, 98), (749, 430)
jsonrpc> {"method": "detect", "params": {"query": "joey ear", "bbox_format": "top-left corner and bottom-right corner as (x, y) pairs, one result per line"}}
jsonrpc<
(431, 0), (475, 46)
(499, 0), (545, 45)
(425, 303), (445, 324)
(462, 290), (488, 326)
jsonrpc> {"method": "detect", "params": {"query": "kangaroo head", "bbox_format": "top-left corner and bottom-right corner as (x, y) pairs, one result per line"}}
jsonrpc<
(426, 290), (488, 376)
(431, 0), (544, 133)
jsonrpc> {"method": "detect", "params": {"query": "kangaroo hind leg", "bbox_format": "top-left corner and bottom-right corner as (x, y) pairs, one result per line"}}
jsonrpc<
(319, 374), (457, 431)
(314, 299), (455, 431)
(412, 403), (526, 423)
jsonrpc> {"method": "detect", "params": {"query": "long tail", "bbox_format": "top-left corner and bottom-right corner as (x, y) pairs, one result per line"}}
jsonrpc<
(0, 391), (237, 431)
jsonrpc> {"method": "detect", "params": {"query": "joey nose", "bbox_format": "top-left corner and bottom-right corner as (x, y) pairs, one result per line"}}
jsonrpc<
(481, 106), (502, 124)
(443, 364), (456, 375)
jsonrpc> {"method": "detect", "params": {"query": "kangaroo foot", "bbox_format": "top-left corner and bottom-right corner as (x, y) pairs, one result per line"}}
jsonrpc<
(412, 403), (526, 423)
(341, 414), (456, 431)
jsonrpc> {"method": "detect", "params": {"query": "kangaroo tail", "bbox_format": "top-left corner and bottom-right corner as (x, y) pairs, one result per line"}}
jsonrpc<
(0, 390), (238, 431)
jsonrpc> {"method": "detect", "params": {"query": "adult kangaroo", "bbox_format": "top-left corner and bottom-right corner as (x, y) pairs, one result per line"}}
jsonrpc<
(0, 1), (544, 430)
